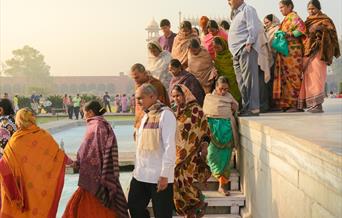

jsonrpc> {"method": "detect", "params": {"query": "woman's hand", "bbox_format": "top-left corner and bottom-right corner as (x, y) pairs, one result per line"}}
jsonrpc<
(231, 102), (238, 112)
(200, 142), (208, 158)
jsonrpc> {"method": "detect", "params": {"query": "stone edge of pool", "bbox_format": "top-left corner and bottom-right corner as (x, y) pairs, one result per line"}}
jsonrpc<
(40, 119), (136, 174)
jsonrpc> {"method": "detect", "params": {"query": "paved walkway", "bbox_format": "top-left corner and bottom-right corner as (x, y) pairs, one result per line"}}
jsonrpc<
(239, 98), (342, 156)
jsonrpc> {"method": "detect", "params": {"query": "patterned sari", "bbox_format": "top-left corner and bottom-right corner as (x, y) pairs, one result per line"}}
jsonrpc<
(273, 11), (306, 109)
(172, 85), (211, 217)
(298, 12), (340, 109)
(0, 116), (16, 151)
(0, 124), (66, 218)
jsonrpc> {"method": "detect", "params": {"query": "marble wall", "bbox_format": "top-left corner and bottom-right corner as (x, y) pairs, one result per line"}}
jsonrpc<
(238, 118), (342, 218)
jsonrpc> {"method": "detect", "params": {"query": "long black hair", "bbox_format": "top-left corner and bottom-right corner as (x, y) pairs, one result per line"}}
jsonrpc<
(84, 100), (106, 116)
(0, 98), (15, 116)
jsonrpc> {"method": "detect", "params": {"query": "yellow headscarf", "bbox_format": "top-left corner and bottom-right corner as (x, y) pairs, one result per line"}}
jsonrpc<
(15, 108), (36, 129)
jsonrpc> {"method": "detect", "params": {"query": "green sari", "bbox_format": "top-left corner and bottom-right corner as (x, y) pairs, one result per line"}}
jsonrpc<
(207, 118), (233, 179)
(213, 36), (242, 104)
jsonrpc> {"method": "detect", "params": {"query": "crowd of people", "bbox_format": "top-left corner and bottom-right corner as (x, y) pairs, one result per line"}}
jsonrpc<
(0, 0), (340, 218)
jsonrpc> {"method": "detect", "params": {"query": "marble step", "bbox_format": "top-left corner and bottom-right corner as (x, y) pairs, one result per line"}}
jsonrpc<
(203, 191), (245, 215)
(195, 169), (240, 191)
(149, 191), (245, 215)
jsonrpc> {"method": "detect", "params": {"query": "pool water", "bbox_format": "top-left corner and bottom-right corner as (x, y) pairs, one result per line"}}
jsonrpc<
(53, 124), (134, 217)
(52, 124), (136, 154)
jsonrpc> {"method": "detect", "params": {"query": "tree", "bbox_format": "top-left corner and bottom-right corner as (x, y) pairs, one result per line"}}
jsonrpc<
(4, 45), (53, 94)
(5, 45), (50, 77)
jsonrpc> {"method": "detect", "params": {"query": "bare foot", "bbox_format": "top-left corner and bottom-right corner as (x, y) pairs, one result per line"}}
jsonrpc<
(218, 187), (230, 196)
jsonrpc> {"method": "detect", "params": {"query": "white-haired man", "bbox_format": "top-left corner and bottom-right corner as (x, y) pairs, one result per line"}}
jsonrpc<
(128, 83), (176, 218)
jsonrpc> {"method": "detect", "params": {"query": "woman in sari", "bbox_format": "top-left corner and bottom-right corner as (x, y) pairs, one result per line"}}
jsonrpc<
(298, 0), (340, 113)
(203, 20), (228, 59)
(199, 16), (210, 44)
(203, 76), (239, 196)
(0, 108), (67, 218)
(264, 14), (280, 57)
(147, 40), (172, 90)
(187, 38), (218, 94)
(121, 94), (128, 112)
(172, 21), (198, 69)
(264, 14), (280, 110)
(0, 98), (16, 154)
(169, 59), (206, 106)
(212, 36), (241, 105)
(273, 0), (306, 112)
(63, 100), (129, 218)
(130, 94), (135, 113)
(171, 84), (211, 218)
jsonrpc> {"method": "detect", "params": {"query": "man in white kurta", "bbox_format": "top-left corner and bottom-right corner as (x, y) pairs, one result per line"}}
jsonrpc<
(128, 83), (176, 218)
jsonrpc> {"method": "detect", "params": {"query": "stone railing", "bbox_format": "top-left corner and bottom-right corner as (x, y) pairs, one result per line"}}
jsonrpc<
(237, 115), (342, 218)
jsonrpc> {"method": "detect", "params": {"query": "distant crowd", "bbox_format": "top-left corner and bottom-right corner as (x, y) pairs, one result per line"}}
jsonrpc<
(0, 91), (135, 119)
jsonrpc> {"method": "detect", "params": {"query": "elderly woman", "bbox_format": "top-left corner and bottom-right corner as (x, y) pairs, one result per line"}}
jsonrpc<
(0, 98), (16, 153)
(203, 20), (228, 59)
(213, 36), (241, 105)
(172, 21), (198, 69)
(203, 76), (239, 196)
(147, 40), (173, 90)
(264, 14), (280, 57)
(273, 0), (306, 112)
(171, 84), (211, 218)
(187, 38), (218, 94)
(63, 100), (129, 218)
(169, 59), (206, 106)
(298, 0), (340, 113)
(0, 108), (67, 217)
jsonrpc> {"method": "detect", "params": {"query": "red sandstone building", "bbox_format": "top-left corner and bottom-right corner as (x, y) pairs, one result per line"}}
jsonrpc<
(0, 73), (134, 96)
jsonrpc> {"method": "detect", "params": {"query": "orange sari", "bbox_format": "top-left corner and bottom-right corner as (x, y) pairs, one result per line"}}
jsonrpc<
(0, 125), (66, 218)
(63, 187), (117, 218)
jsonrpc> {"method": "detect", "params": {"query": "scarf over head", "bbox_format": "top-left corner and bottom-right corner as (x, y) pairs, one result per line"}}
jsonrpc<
(303, 12), (340, 65)
(77, 116), (129, 217)
(187, 45), (218, 93)
(203, 91), (239, 147)
(171, 31), (198, 66)
(147, 40), (173, 88)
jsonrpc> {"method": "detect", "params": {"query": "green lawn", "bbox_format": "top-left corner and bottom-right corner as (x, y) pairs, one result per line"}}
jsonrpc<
(104, 115), (134, 121)
(36, 116), (67, 124)
(36, 115), (134, 124)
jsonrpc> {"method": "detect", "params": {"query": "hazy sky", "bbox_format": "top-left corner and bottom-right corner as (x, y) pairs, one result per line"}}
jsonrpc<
(1, 0), (341, 76)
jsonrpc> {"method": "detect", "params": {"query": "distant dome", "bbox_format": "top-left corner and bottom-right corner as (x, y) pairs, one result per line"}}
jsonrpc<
(147, 18), (159, 29)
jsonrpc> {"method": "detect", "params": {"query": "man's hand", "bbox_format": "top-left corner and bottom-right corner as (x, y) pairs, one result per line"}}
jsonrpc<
(157, 177), (168, 192)
(245, 43), (252, 53)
